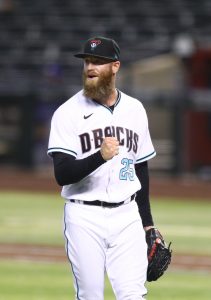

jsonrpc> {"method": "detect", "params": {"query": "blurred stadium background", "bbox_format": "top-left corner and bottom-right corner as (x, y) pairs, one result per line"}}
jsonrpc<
(0, 0), (211, 179)
(0, 1), (211, 299)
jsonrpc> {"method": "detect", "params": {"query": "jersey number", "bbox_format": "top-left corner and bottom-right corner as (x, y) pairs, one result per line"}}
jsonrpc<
(119, 158), (134, 181)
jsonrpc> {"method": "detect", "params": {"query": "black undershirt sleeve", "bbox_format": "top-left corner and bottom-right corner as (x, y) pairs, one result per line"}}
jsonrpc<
(135, 161), (154, 227)
(52, 151), (106, 186)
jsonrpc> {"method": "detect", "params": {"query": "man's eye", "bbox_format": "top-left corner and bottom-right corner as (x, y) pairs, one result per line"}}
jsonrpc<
(85, 58), (107, 65)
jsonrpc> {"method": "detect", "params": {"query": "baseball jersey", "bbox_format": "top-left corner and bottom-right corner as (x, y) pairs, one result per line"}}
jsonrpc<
(48, 89), (156, 202)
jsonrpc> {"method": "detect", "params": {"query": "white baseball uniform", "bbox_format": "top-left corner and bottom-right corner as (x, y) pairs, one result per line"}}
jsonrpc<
(48, 89), (156, 299)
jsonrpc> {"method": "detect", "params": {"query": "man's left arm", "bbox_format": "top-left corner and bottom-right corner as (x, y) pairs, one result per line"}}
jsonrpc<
(135, 161), (172, 282)
(135, 160), (154, 230)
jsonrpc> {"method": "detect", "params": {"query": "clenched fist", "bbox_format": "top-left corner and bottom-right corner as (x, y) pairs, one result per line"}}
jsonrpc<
(100, 137), (119, 161)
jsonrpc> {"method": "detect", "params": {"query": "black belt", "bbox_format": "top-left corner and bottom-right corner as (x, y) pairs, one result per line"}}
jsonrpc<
(69, 193), (136, 208)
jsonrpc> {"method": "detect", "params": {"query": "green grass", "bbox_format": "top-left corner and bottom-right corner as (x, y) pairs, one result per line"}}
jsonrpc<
(0, 191), (211, 254)
(146, 269), (211, 300)
(0, 191), (64, 245)
(0, 191), (211, 299)
(150, 199), (211, 255)
(0, 260), (210, 300)
(0, 260), (72, 300)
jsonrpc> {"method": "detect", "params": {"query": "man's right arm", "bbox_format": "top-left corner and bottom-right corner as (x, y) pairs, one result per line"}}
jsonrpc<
(52, 137), (119, 186)
(52, 151), (105, 185)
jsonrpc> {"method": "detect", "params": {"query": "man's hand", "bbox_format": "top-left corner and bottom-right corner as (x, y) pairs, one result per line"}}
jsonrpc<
(100, 137), (119, 161)
(145, 228), (172, 281)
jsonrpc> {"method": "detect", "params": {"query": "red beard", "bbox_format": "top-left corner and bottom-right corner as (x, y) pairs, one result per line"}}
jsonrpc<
(83, 67), (114, 101)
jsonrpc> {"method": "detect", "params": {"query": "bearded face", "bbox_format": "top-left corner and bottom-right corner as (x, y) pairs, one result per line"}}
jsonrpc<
(83, 64), (114, 102)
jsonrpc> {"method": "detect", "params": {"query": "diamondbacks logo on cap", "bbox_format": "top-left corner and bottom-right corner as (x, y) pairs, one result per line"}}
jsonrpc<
(90, 39), (101, 51)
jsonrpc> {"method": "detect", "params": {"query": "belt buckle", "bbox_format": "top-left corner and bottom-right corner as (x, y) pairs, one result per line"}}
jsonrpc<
(100, 201), (105, 208)
(74, 200), (84, 205)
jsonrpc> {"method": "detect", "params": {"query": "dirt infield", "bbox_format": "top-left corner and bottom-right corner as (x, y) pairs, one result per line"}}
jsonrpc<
(1, 167), (211, 199)
(0, 243), (211, 271)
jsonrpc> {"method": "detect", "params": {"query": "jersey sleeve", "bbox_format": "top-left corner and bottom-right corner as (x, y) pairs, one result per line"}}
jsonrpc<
(135, 108), (156, 164)
(47, 107), (78, 158)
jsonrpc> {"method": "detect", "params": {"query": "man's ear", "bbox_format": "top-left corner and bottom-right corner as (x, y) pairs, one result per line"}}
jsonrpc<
(112, 61), (120, 74)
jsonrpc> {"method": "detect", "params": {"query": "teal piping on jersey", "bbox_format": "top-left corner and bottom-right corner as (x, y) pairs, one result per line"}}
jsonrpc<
(63, 204), (80, 299)
(47, 147), (77, 157)
(92, 89), (121, 114)
(136, 151), (156, 163)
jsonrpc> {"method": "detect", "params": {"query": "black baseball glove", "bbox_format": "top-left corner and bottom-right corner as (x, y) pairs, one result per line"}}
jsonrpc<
(146, 228), (172, 282)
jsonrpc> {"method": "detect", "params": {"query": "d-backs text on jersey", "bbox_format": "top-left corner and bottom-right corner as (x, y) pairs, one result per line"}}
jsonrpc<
(79, 126), (139, 154)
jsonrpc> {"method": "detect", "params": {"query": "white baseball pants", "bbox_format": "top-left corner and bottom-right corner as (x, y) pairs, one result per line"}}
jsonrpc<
(64, 200), (148, 300)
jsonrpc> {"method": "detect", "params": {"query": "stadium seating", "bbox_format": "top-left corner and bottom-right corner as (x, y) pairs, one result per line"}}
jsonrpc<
(0, 0), (211, 97)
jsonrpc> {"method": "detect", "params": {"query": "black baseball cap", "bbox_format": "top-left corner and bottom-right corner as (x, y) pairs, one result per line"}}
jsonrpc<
(74, 36), (120, 62)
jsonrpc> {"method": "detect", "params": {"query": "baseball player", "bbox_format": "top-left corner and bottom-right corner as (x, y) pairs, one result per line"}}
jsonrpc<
(48, 36), (156, 300)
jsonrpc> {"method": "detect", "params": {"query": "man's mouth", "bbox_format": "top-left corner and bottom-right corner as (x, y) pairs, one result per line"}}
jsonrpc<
(87, 74), (98, 79)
